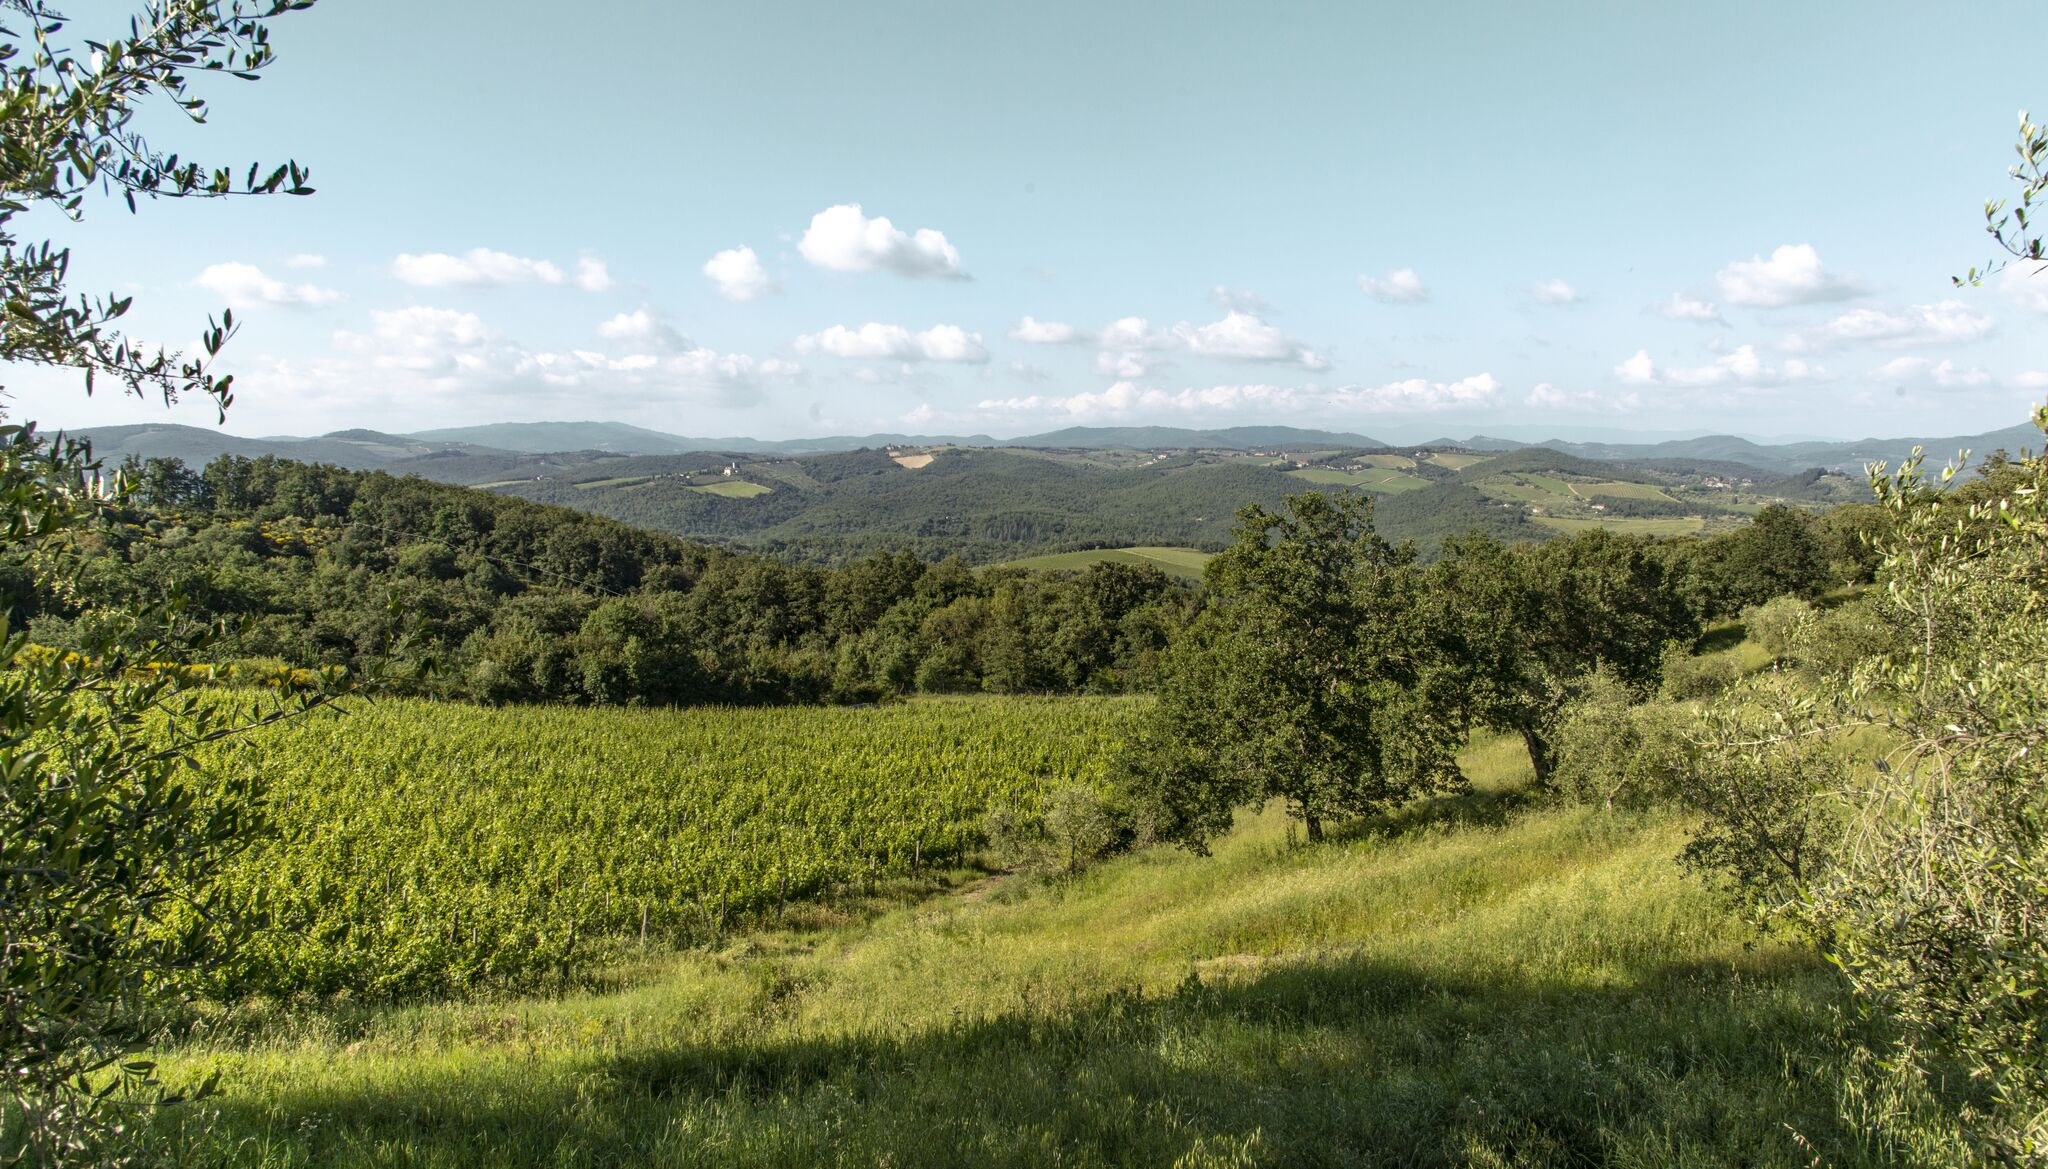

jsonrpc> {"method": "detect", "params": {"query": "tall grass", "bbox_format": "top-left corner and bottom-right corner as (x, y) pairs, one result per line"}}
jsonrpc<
(148, 730), (1971, 1167)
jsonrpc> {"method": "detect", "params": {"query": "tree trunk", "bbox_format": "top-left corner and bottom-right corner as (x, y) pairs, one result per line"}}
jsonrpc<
(1520, 726), (1554, 787)
(1304, 812), (1324, 843)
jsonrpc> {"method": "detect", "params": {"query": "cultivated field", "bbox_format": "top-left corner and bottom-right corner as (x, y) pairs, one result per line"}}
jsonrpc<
(1284, 466), (1430, 493)
(190, 696), (1136, 999)
(689, 480), (774, 498)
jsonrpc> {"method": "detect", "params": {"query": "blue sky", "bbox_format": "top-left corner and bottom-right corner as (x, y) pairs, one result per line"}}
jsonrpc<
(11, 0), (2048, 442)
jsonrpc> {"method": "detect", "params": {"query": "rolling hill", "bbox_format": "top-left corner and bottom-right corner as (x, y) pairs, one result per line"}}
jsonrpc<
(61, 415), (2037, 566)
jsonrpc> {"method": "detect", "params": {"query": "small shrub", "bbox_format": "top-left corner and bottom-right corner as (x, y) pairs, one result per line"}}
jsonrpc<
(1659, 646), (1741, 700)
(1795, 597), (1902, 678)
(1044, 784), (1126, 872)
(1551, 672), (1697, 811)
(983, 784), (1127, 875)
(1677, 676), (1850, 919)
(1741, 595), (1818, 663)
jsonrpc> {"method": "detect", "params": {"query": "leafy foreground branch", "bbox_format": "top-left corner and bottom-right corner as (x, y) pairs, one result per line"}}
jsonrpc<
(0, 427), (355, 1165)
(1586, 407), (2048, 1164)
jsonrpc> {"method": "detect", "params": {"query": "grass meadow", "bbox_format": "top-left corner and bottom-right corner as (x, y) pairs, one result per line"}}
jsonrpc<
(149, 725), (1971, 1167)
(1284, 466), (1431, 493)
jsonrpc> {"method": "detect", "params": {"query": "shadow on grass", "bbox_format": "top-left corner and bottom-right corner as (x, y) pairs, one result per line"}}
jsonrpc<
(1328, 782), (1534, 846)
(1696, 621), (1750, 653)
(188, 949), (1932, 1169)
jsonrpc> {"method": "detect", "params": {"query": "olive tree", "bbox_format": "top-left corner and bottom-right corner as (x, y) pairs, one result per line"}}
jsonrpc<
(1685, 418), (2048, 1163)
(1958, 110), (2048, 286)
(3, 0), (316, 412)
(1, 2), (326, 1162)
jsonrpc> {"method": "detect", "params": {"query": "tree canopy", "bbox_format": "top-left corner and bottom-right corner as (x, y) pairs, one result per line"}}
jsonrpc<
(1128, 492), (1457, 848)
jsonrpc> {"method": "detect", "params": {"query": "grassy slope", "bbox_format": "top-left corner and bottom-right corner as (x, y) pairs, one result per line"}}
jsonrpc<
(1284, 467), (1429, 493)
(691, 480), (774, 498)
(158, 733), (1961, 1168)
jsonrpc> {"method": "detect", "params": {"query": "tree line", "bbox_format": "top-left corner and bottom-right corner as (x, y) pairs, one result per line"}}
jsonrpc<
(16, 449), (1882, 718)
(21, 451), (1192, 704)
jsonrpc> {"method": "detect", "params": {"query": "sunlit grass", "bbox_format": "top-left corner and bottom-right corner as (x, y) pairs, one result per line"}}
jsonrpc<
(148, 726), (1970, 1167)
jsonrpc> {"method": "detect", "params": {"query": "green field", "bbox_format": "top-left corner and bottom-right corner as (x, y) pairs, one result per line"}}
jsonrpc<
(1535, 514), (1706, 537)
(997, 545), (1214, 580)
(188, 696), (1136, 998)
(1285, 466), (1429, 493)
(152, 723), (1964, 1168)
(1354, 453), (1417, 469)
(690, 480), (773, 498)
(572, 475), (654, 490)
(1576, 480), (1678, 502)
(1488, 473), (1675, 505)
(1424, 451), (1490, 470)
(750, 462), (824, 490)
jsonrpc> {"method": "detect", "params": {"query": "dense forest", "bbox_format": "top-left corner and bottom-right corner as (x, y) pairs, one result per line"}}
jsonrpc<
(12, 445), (1887, 714)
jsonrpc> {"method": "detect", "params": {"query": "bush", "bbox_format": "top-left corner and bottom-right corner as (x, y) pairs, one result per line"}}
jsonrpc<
(1741, 595), (1817, 662)
(1690, 413), (2048, 1161)
(1658, 645), (1741, 700)
(1551, 672), (1696, 811)
(1677, 676), (1850, 918)
(983, 784), (1127, 875)
(1795, 597), (1902, 678)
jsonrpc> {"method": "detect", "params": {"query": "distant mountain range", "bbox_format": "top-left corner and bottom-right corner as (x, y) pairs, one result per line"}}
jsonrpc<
(59, 417), (2043, 478)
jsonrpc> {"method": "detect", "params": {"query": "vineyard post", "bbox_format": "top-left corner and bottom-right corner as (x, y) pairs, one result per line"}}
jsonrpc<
(639, 903), (648, 946)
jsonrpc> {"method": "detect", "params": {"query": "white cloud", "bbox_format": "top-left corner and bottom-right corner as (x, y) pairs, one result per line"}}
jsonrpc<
(1785, 300), (1995, 351)
(1715, 244), (1859, 307)
(1099, 316), (1171, 350)
(392, 248), (564, 287)
(1359, 267), (1429, 303)
(1171, 310), (1328, 369)
(596, 309), (687, 350)
(1529, 278), (1583, 305)
(573, 254), (614, 293)
(798, 203), (965, 279)
(1527, 382), (1641, 412)
(389, 247), (613, 291)
(1343, 373), (1500, 411)
(311, 306), (799, 410)
(193, 261), (344, 309)
(1095, 350), (1167, 379)
(1009, 315), (1086, 344)
(1086, 311), (1325, 371)
(1615, 344), (1824, 389)
(794, 322), (989, 363)
(1655, 293), (1725, 324)
(2015, 370), (2048, 389)
(1874, 356), (1994, 389)
(1209, 286), (1268, 314)
(1008, 360), (1054, 383)
(284, 253), (328, 270)
(1997, 261), (2048, 312)
(702, 246), (775, 301)
(333, 306), (493, 374)
(1615, 350), (1658, 386)
(973, 373), (1499, 422)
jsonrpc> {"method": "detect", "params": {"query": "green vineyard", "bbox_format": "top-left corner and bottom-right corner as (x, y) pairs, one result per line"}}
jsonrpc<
(196, 696), (1139, 999)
